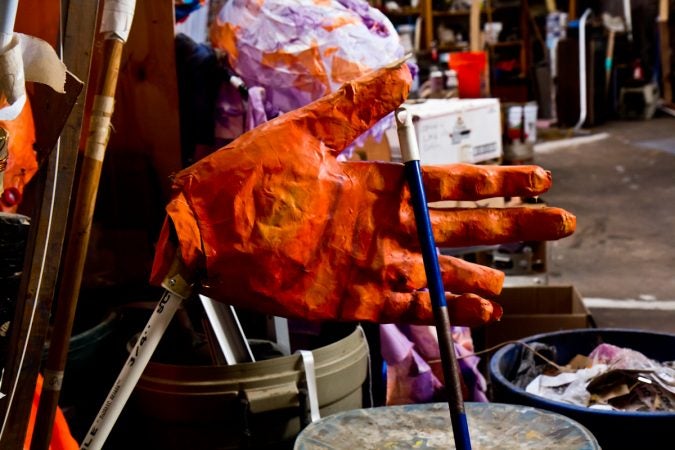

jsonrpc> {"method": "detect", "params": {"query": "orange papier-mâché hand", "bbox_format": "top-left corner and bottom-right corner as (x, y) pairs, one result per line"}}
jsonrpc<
(150, 62), (575, 327)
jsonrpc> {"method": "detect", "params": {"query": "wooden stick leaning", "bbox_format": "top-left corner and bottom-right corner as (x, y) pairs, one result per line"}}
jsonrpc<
(30, 16), (132, 450)
(80, 256), (192, 450)
(0, 3), (97, 447)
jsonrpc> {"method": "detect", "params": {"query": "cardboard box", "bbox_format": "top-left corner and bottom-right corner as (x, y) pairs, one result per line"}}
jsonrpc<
(386, 98), (502, 165)
(473, 285), (596, 351)
(359, 134), (392, 162)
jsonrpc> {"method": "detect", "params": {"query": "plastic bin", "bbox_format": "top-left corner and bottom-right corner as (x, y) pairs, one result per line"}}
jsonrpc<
(129, 326), (369, 449)
(448, 51), (486, 98)
(489, 328), (675, 449)
(294, 402), (600, 449)
(503, 102), (538, 163)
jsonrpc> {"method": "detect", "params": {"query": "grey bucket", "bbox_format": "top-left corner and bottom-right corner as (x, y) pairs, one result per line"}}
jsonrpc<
(129, 326), (369, 449)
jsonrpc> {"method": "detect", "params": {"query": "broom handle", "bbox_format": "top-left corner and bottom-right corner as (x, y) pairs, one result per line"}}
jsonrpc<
(396, 108), (472, 450)
(30, 1), (134, 444)
(30, 36), (125, 450)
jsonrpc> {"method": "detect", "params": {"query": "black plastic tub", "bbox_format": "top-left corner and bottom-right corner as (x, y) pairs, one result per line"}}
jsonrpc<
(489, 328), (675, 450)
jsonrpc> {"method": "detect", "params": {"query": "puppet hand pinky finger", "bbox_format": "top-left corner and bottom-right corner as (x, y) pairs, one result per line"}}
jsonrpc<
(371, 291), (503, 327)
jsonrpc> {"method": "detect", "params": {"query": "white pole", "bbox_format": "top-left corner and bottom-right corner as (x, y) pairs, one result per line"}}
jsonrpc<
(80, 287), (186, 450)
(574, 9), (592, 132)
(199, 295), (255, 364)
(623, 0), (633, 42)
(0, 0), (18, 51)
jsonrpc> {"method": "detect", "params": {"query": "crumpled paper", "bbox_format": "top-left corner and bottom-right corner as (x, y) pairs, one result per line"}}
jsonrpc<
(0, 33), (68, 120)
(524, 343), (675, 412)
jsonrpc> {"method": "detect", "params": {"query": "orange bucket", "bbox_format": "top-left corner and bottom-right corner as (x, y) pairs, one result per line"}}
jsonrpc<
(449, 51), (487, 98)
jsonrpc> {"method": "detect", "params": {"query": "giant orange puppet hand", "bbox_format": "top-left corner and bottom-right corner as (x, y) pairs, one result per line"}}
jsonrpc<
(150, 62), (575, 327)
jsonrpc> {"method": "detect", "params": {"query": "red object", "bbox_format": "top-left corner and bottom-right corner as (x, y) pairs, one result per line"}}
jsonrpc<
(0, 99), (37, 213)
(1, 186), (21, 206)
(449, 51), (487, 98)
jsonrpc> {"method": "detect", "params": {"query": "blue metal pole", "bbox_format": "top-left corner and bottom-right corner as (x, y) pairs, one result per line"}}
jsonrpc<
(396, 107), (472, 450)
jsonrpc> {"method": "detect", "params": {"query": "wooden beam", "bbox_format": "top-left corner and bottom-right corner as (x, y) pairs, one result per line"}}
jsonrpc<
(421, 0), (433, 52)
(0, 0), (99, 447)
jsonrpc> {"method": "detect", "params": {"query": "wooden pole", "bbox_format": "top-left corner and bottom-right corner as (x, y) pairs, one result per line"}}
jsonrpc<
(605, 29), (616, 96)
(568, 0), (576, 21)
(469, 0), (490, 97)
(422, 0), (433, 52)
(0, 1), (96, 447)
(30, 38), (124, 450)
(31, 0), (136, 444)
(470, 0), (481, 52)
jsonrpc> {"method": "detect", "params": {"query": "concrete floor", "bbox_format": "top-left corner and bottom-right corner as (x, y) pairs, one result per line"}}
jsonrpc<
(530, 114), (675, 334)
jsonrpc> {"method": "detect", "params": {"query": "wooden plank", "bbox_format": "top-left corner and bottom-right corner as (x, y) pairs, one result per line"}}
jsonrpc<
(0, 1), (99, 447)
(106, 0), (182, 200)
(31, 73), (84, 164)
(14, 0), (60, 47)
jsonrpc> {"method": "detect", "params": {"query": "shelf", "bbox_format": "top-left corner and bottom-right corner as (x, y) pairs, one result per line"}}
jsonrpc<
(432, 8), (494, 18)
(437, 43), (470, 53)
(383, 7), (421, 17)
(488, 40), (524, 48)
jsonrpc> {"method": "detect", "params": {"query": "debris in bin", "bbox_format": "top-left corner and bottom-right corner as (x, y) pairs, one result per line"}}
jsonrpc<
(516, 342), (675, 412)
(510, 342), (559, 389)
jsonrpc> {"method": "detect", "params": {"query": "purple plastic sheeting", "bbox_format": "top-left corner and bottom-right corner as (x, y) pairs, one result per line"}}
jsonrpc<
(211, 0), (410, 159)
(380, 324), (488, 405)
(245, 86), (271, 131)
(588, 343), (657, 371)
